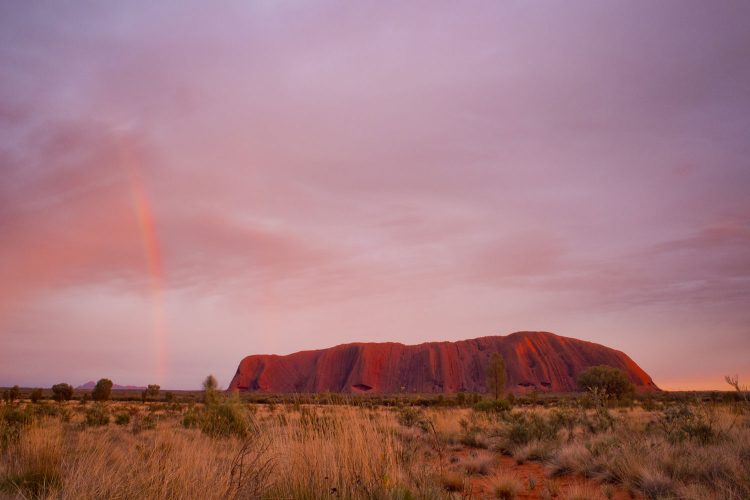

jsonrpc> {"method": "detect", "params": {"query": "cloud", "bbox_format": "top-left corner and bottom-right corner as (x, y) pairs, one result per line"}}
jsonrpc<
(1, 1), (749, 388)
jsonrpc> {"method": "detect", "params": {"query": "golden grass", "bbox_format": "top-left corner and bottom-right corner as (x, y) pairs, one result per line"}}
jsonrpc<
(489, 471), (523, 499)
(0, 399), (748, 499)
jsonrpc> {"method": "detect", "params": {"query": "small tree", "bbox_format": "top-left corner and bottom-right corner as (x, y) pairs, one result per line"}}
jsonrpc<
(30, 388), (43, 403)
(456, 392), (466, 406)
(486, 352), (507, 400)
(92, 378), (113, 402)
(9, 385), (20, 403)
(577, 365), (634, 399)
(52, 383), (74, 402)
(146, 384), (161, 401)
(203, 374), (219, 405)
(725, 375), (748, 404)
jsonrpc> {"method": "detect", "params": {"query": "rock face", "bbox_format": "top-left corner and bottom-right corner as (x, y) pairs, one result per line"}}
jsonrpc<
(228, 331), (658, 394)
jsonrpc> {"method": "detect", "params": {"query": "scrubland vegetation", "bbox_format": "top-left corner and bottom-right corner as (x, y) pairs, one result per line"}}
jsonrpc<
(1, 379), (748, 499)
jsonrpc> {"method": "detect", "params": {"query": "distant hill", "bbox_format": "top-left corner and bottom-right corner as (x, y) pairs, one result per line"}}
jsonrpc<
(229, 331), (658, 394)
(76, 381), (146, 391)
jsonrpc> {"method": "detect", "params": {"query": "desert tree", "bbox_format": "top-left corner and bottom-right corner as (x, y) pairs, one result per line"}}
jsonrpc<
(486, 352), (507, 400)
(92, 378), (113, 402)
(8, 385), (20, 403)
(725, 374), (748, 404)
(203, 374), (219, 405)
(52, 383), (74, 402)
(577, 365), (634, 399)
(30, 388), (43, 403)
(146, 384), (161, 401)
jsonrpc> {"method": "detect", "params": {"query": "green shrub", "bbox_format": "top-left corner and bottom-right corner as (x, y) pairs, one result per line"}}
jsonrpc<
(29, 404), (70, 423)
(499, 409), (581, 453)
(133, 414), (157, 432)
(182, 408), (201, 429)
(577, 366), (634, 399)
(1, 406), (33, 427)
(26, 403), (64, 420)
(199, 399), (250, 438)
(473, 398), (511, 413)
(0, 405), (33, 449)
(656, 404), (717, 444)
(115, 412), (131, 426)
(396, 406), (425, 428)
(85, 404), (110, 426)
(29, 388), (43, 403)
(641, 394), (658, 411)
(583, 404), (615, 434)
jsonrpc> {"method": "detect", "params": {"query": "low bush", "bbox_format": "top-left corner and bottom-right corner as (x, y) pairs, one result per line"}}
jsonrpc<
(501, 410), (571, 448)
(474, 398), (512, 413)
(30, 389), (43, 403)
(132, 414), (157, 433)
(1, 406), (33, 427)
(84, 404), (109, 427)
(396, 406), (426, 428)
(182, 408), (200, 429)
(656, 404), (718, 444)
(200, 399), (251, 438)
(114, 412), (131, 426)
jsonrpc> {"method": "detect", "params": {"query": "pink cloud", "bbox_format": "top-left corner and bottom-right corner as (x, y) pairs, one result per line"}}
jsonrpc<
(1, 1), (749, 389)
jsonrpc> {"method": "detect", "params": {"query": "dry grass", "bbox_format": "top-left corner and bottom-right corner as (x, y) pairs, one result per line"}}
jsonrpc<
(0, 398), (748, 499)
(563, 483), (607, 500)
(461, 455), (495, 476)
(490, 471), (523, 499)
(0, 403), (445, 499)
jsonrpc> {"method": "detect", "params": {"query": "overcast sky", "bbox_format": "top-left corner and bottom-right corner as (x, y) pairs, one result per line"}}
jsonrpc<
(1, 1), (749, 390)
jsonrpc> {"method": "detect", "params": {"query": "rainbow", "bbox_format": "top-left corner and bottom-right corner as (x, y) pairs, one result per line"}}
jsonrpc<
(118, 141), (168, 384)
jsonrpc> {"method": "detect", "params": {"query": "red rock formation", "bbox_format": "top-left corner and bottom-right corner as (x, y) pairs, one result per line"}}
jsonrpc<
(228, 331), (659, 394)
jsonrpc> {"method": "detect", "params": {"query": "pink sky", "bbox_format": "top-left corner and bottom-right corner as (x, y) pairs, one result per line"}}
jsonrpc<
(1, 2), (748, 390)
